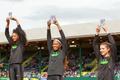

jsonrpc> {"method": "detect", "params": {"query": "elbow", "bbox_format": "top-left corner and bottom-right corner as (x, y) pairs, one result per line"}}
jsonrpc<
(5, 32), (8, 37)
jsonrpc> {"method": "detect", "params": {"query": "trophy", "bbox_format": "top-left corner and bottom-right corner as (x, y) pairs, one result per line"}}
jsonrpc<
(50, 16), (56, 24)
(8, 12), (12, 19)
(100, 19), (105, 27)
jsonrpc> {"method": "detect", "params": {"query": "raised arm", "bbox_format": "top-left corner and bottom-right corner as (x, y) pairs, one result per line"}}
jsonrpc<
(11, 17), (27, 45)
(55, 21), (67, 54)
(103, 25), (117, 62)
(5, 18), (12, 45)
(47, 20), (52, 53)
(107, 34), (117, 62)
(16, 25), (27, 45)
(93, 26), (101, 59)
(93, 35), (101, 59)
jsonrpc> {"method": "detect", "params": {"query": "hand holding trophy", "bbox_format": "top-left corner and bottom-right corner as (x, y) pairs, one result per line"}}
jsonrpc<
(48, 16), (61, 30)
(99, 19), (109, 33)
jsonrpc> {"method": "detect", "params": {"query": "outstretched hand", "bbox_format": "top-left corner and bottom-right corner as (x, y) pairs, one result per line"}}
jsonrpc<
(10, 17), (17, 21)
(6, 17), (10, 28)
(47, 20), (51, 29)
(102, 24), (109, 33)
(47, 17), (62, 30)
(10, 17), (20, 25)
(53, 18), (61, 30)
(96, 25), (100, 35)
(53, 18), (60, 26)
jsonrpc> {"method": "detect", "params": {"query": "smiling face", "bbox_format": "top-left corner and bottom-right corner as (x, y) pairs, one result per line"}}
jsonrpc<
(100, 44), (110, 57)
(52, 39), (61, 51)
(12, 32), (19, 42)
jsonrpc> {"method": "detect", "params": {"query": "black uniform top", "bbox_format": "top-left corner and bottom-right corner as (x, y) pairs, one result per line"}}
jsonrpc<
(93, 34), (117, 77)
(5, 25), (27, 64)
(47, 29), (67, 75)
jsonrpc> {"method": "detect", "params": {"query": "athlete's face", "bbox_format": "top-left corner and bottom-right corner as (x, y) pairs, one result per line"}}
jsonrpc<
(100, 44), (110, 56)
(12, 33), (19, 42)
(52, 39), (61, 51)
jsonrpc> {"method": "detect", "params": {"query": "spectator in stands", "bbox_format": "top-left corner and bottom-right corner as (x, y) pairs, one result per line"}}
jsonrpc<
(93, 25), (117, 80)
(5, 17), (27, 80)
(41, 72), (48, 80)
(47, 17), (67, 80)
(29, 57), (39, 71)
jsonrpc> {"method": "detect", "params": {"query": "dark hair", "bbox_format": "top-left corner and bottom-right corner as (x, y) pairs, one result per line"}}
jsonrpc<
(13, 29), (20, 37)
(100, 42), (112, 50)
(12, 27), (27, 45)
